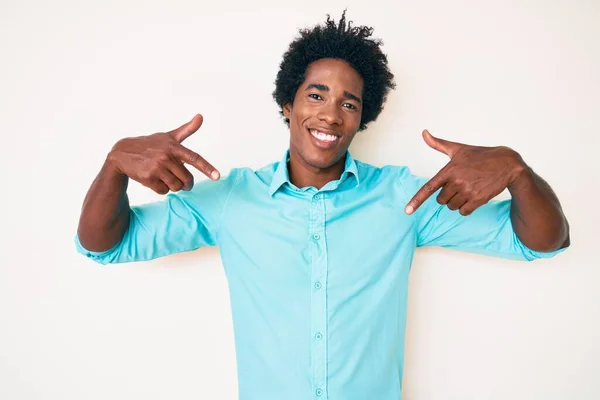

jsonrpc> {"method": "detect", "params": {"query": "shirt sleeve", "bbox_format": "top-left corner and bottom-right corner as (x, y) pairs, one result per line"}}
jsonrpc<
(74, 169), (240, 265)
(398, 167), (568, 262)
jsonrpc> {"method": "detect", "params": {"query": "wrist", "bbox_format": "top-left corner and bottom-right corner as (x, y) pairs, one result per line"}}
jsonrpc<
(508, 161), (533, 191)
(498, 147), (527, 187)
(104, 151), (127, 180)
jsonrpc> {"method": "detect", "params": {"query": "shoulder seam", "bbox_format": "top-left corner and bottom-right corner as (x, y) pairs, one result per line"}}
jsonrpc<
(394, 166), (423, 245)
(215, 169), (243, 244)
(394, 166), (413, 203)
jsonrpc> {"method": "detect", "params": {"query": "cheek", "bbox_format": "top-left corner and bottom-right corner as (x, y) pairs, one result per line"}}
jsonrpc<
(289, 114), (306, 139)
(290, 107), (309, 130)
(345, 113), (362, 131)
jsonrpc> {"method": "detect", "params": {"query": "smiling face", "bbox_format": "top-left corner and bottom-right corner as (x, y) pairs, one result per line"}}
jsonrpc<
(283, 58), (364, 178)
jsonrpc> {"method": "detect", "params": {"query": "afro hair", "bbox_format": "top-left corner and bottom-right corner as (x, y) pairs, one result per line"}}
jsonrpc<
(273, 10), (396, 131)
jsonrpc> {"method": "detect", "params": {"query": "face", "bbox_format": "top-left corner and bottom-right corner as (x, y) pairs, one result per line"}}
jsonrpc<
(283, 58), (364, 171)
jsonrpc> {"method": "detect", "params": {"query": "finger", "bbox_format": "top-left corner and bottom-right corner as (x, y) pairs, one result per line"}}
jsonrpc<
(459, 194), (492, 216)
(148, 180), (169, 195)
(422, 129), (462, 158)
(158, 170), (185, 192)
(171, 144), (220, 181)
(436, 184), (458, 205)
(446, 193), (468, 211)
(405, 171), (448, 215)
(167, 157), (195, 191)
(168, 114), (204, 143)
(459, 200), (480, 216)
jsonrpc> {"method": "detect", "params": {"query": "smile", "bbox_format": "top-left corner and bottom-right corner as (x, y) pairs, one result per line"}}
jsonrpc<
(309, 129), (339, 143)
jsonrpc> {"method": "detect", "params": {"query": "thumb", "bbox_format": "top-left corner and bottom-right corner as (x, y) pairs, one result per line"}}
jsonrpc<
(169, 114), (204, 143)
(422, 129), (460, 158)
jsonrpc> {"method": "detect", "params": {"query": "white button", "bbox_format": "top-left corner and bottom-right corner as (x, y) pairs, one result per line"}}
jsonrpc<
(313, 233), (320, 240)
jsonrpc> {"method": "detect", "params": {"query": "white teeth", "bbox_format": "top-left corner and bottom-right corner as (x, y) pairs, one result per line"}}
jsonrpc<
(310, 129), (338, 142)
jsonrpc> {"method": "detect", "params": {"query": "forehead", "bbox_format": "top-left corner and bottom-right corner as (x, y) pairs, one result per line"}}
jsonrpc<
(302, 58), (364, 96)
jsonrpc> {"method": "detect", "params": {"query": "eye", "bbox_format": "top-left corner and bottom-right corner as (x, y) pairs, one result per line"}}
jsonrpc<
(343, 103), (357, 110)
(308, 93), (322, 100)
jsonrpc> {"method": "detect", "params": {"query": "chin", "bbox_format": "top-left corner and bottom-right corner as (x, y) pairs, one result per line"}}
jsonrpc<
(302, 148), (344, 170)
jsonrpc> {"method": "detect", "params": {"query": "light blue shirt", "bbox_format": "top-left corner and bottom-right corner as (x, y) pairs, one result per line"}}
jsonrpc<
(75, 150), (566, 400)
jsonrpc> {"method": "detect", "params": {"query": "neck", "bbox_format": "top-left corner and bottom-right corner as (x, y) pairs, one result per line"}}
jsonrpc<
(288, 152), (347, 190)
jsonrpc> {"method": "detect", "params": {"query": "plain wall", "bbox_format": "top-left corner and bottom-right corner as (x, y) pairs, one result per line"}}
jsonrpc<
(1, 0), (598, 399)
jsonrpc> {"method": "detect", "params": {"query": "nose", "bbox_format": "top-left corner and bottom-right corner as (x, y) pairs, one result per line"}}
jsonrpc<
(317, 103), (342, 126)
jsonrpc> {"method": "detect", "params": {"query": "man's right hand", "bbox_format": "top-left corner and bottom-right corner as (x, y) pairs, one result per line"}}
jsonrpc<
(106, 114), (220, 195)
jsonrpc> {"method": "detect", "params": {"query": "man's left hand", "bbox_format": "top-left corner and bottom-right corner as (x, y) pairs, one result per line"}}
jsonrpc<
(405, 130), (528, 216)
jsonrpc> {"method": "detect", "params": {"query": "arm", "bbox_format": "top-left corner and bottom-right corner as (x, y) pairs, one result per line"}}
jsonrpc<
(404, 129), (570, 259)
(76, 114), (224, 263)
(76, 160), (130, 252)
(508, 166), (570, 252)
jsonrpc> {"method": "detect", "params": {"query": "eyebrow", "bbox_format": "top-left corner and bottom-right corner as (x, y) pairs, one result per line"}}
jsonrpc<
(305, 83), (362, 104)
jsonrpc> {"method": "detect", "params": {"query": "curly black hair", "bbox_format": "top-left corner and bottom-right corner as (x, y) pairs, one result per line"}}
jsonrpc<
(273, 10), (396, 131)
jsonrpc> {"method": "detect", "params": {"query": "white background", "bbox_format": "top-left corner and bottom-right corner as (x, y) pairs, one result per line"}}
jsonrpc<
(1, 0), (598, 399)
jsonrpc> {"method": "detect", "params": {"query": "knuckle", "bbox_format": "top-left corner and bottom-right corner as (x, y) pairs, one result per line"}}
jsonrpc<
(172, 181), (183, 191)
(471, 191), (487, 205)
(139, 171), (153, 182)
(146, 171), (160, 183)
(149, 161), (162, 172)
(163, 175), (176, 185)
(152, 183), (168, 195)
(472, 195), (484, 205)
(156, 152), (170, 163)
(188, 151), (200, 164)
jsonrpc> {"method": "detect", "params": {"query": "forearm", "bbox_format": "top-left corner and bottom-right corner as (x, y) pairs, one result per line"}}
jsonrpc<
(508, 166), (570, 252)
(77, 157), (131, 252)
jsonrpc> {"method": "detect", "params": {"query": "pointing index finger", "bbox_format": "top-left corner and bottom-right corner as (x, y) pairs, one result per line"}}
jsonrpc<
(405, 171), (447, 215)
(171, 144), (220, 181)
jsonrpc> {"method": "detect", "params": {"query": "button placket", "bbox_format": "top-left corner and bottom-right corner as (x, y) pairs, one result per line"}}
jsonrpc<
(309, 193), (327, 398)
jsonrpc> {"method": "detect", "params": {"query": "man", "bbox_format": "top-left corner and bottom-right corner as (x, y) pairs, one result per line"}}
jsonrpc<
(75, 11), (570, 400)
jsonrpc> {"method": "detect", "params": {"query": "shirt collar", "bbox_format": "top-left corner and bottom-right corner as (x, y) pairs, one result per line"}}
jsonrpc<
(268, 149), (360, 196)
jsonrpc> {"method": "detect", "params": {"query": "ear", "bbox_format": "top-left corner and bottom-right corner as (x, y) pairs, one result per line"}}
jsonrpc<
(283, 103), (292, 120)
